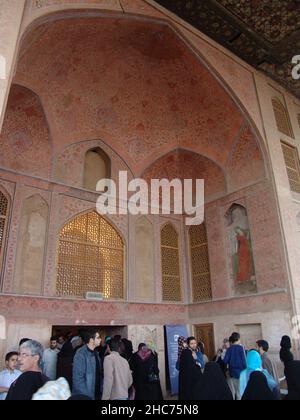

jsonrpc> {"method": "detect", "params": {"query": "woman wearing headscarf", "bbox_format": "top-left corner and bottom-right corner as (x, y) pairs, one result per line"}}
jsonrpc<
(215, 338), (230, 377)
(130, 344), (163, 401)
(197, 341), (209, 367)
(56, 339), (74, 389)
(195, 362), (233, 400)
(242, 371), (276, 401)
(280, 336), (294, 367)
(121, 338), (133, 362)
(240, 350), (279, 399)
(285, 361), (300, 400)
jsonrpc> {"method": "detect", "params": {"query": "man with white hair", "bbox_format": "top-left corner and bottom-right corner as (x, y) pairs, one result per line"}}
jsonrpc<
(6, 340), (49, 400)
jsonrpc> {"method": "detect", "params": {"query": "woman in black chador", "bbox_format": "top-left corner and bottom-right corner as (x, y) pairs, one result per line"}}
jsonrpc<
(130, 344), (163, 401)
(195, 362), (233, 401)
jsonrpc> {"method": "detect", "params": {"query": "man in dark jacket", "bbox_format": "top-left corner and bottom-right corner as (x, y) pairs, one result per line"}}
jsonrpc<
(73, 330), (103, 400)
(179, 337), (203, 400)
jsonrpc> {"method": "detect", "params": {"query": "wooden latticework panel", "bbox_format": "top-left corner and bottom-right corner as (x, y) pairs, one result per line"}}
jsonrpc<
(0, 189), (9, 276)
(56, 211), (125, 299)
(272, 98), (294, 138)
(161, 223), (182, 302)
(281, 142), (300, 194)
(189, 224), (212, 302)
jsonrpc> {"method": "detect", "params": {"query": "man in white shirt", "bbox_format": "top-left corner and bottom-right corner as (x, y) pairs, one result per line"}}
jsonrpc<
(42, 337), (59, 381)
(0, 352), (22, 400)
(102, 338), (133, 400)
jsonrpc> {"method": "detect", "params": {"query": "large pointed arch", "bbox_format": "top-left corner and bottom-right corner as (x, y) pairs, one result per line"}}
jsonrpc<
(13, 10), (270, 178)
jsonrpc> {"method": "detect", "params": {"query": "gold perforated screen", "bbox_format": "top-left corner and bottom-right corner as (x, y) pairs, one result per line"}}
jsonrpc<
(281, 142), (300, 194)
(0, 190), (9, 275)
(272, 98), (294, 138)
(189, 224), (212, 302)
(161, 223), (182, 302)
(56, 211), (125, 299)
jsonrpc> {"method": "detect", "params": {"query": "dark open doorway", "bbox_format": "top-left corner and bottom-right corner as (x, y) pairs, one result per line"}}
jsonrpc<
(194, 324), (215, 361)
(52, 325), (128, 341)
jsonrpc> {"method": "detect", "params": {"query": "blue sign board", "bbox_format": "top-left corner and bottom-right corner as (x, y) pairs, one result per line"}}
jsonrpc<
(165, 325), (189, 396)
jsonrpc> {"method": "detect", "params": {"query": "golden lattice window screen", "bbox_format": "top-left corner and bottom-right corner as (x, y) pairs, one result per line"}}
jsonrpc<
(0, 189), (9, 275)
(161, 223), (182, 302)
(281, 142), (300, 194)
(272, 98), (294, 138)
(189, 224), (212, 302)
(56, 211), (125, 299)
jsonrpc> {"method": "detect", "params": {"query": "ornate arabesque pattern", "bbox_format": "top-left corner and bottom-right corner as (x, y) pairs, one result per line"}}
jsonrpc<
(155, 0), (300, 99)
(272, 98), (294, 138)
(281, 142), (300, 194)
(161, 223), (182, 302)
(56, 211), (125, 299)
(219, 0), (300, 43)
(0, 85), (52, 178)
(189, 224), (212, 302)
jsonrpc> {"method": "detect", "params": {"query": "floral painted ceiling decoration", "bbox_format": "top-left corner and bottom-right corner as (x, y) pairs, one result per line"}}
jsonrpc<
(155, 0), (300, 99)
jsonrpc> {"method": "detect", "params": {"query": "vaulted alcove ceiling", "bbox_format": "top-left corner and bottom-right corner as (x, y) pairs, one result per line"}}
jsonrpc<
(155, 0), (300, 99)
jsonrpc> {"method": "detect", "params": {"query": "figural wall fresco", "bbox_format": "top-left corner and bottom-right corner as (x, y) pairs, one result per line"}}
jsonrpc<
(226, 204), (256, 295)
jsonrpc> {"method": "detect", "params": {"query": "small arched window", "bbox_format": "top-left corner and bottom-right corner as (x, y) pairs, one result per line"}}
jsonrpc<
(272, 97), (294, 138)
(161, 223), (182, 302)
(83, 148), (111, 191)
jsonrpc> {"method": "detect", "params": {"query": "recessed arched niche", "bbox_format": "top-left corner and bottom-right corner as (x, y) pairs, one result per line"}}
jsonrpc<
(225, 203), (257, 296)
(14, 195), (49, 295)
(83, 147), (111, 192)
(135, 216), (155, 301)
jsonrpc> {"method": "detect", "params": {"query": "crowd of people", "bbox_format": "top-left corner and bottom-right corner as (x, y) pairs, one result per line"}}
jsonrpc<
(0, 329), (299, 400)
(0, 330), (163, 401)
(177, 333), (300, 400)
